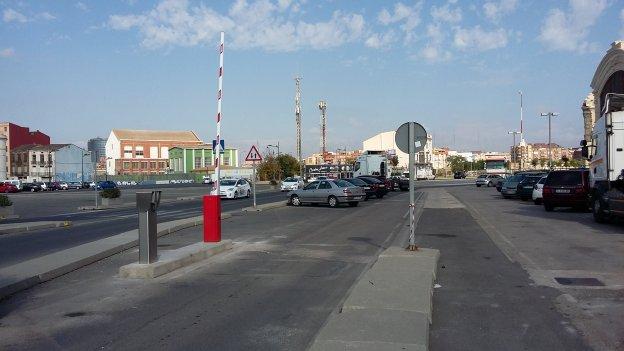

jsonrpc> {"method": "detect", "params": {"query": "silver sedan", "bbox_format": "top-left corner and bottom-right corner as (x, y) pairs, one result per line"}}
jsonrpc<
(287, 179), (366, 208)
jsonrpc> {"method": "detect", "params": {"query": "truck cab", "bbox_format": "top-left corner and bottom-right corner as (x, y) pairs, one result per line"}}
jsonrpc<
(353, 151), (387, 178)
(582, 93), (624, 222)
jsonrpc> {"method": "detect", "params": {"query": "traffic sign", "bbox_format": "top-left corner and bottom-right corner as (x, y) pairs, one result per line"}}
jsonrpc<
(245, 145), (262, 162)
(212, 139), (225, 154)
(395, 122), (427, 154)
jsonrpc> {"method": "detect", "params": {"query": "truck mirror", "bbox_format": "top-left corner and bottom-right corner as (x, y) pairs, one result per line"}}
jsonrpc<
(581, 146), (589, 159)
(580, 139), (587, 147)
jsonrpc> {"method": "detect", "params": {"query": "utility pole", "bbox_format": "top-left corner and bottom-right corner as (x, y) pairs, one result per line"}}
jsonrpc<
(295, 76), (303, 177)
(540, 112), (559, 170)
(318, 100), (327, 162)
(518, 91), (524, 171)
(508, 131), (520, 170)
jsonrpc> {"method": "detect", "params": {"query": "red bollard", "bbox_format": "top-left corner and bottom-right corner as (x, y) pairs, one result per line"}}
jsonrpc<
(203, 195), (221, 242)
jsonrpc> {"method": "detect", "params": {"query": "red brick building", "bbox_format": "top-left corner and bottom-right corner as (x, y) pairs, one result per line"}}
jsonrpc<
(0, 122), (51, 177)
(105, 129), (203, 175)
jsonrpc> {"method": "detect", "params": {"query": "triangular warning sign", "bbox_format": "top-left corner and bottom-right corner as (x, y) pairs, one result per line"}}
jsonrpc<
(245, 145), (263, 162)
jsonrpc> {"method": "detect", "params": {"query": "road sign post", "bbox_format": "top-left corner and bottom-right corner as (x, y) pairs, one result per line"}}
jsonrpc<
(395, 122), (427, 251)
(245, 145), (263, 210)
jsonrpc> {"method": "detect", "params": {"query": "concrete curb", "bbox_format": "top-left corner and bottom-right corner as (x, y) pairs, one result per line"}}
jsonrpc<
(309, 246), (440, 351)
(119, 240), (233, 278)
(0, 221), (71, 235)
(242, 200), (287, 212)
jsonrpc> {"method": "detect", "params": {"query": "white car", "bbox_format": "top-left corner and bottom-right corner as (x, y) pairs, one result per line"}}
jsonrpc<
(280, 177), (304, 191)
(202, 176), (214, 184)
(219, 178), (251, 199)
(532, 176), (547, 205)
(59, 182), (69, 190)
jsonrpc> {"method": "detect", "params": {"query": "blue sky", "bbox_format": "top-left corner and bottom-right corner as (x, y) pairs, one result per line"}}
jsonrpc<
(0, 0), (622, 157)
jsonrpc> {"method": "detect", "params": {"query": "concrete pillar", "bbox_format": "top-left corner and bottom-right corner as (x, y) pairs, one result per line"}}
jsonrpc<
(0, 135), (7, 180)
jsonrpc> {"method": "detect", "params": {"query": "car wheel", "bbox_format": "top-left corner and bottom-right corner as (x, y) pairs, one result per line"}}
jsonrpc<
(328, 195), (338, 208)
(487, 181), (492, 187)
(290, 195), (301, 206)
(544, 203), (554, 212)
(592, 198), (606, 223)
(31, 188), (35, 192)
(247, 189), (251, 198)
(376, 193), (384, 199)
(348, 201), (358, 207)
(476, 184), (481, 187)
(533, 199), (541, 205)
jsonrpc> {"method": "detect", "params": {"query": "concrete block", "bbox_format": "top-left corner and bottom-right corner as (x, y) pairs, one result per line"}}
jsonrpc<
(119, 240), (232, 279)
(314, 308), (429, 347)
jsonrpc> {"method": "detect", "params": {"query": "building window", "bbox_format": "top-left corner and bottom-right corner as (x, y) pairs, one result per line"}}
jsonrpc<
(160, 147), (169, 159)
(132, 162), (139, 169)
(39, 154), (45, 164)
(141, 162), (148, 170)
(204, 157), (210, 167)
(159, 161), (167, 169)
(150, 161), (156, 169)
(31, 154), (36, 165)
(194, 157), (202, 169)
(150, 146), (158, 158)
(223, 154), (230, 166)
(123, 162), (131, 169)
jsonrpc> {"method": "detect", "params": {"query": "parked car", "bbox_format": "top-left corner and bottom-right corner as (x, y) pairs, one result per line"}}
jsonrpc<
(454, 171), (466, 179)
(357, 176), (388, 198)
(343, 177), (375, 200)
(542, 169), (590, 212)
(475, 174), (502, 187)
(219, 178), (251, 199)
(59, 182), (69, 190)
(202, 176), (214, 185)
(0, 182), (19, 193)
(1, 179), (22, 190)
(22, 183), (42, 192)
(67, 181), (82, 189)
(361, 175), (392, 191)
(389, 176), (409, 191)
(96, 181), (117, 190)
(517, 176), (543, 201)
(532, 176), (547, 204)
(34, 182), (48, 191)
(44, 182), (61, 191)
(287, 179), (365, 207)
(280, 177), (304, 192)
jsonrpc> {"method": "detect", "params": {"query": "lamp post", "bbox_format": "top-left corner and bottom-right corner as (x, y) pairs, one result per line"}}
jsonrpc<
(518, 91), (524, 171)
(508, 131), (520, 170)
(81, 152), (90, 184)
(267, 143), (280, 157)
(539, 112), (559, 170)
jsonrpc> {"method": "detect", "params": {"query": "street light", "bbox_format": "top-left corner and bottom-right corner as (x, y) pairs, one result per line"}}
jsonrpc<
(518, 91), (524, 171)
(267, 143), (280, 157)
(508, 131), (520, 169)
(539, 112), (559, 170)
(81, 151), (90, 184)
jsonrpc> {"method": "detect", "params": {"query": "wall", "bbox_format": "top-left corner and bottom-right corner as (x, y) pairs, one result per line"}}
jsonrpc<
(54, 145), (94, 182)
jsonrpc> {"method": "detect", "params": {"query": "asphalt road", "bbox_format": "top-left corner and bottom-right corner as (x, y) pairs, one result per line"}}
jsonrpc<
(0, 191), (411, 350)
(0, 189), (286, 268)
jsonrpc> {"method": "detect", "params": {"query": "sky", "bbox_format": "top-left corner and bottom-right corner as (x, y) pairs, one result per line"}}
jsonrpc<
(0, 0), (623, 158)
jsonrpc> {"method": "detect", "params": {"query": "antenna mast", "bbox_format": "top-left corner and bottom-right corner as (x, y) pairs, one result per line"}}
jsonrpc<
(318, 100), (327, 162)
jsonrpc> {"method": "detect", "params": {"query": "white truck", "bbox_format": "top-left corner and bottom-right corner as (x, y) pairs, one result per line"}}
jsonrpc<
(582, 93), (624, 222)
(353, 151), (388, 178)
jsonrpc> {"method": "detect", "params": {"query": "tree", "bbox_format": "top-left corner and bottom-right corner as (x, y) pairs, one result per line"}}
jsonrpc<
(447, 155), (467, 172)
(257, 155), (281, 182)
(531, 158), (539, 168)
(539, 158), (547, 168)
(389, 155), (399, 167)
(561, 156), (570, 167)
(276, 154), (300, 177)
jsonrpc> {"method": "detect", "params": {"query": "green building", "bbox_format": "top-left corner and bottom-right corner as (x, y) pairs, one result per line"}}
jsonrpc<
(169, 145), (238, 173)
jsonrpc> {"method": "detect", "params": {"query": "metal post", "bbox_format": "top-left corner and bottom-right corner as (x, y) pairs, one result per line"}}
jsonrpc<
(408, 122), (416, 251)
(94, 160), (97, 208)
(519, 91), (524, 171)
(213, 31), (224, 195)
(548, 115), (552, 170)
(253, 161), (257, 209)
(137, 191), (160, 264)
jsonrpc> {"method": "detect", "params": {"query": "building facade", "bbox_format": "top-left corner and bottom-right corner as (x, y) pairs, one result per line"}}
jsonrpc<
(105, 129), (203, 175)
(0, 122), (50, 177)
(304, 150), (361, 166)
(11, 144), (93, 182)
(88, 137), (106, 163)
(362, 131), (432, 168)
(512, 143), (575, 168)
(431, 147), (449, 170)
(168, 145), (239, 173)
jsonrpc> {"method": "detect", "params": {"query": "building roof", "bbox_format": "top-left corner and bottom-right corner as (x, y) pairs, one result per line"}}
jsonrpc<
(112, 129), (201, 143)
(11, 143), (69, 153)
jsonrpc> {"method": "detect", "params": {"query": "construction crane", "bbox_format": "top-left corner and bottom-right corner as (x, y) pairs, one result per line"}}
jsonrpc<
(318, 100), (327, 162)
(295, 77), (303, 177)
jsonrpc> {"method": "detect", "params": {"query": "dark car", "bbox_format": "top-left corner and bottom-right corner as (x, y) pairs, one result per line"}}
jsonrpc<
(357, 176), (387, 199)
(454, 171), (466, 179)
(542, 169), (590, 212)
(97, 180), (117, 190)
(343, 178), (375, 200)
(517, 176), (543, 201)
(22, 183), (42, 192)
(390, 176), (409, 191)
(360, 175), (392, 191)
(45, 181), (61, 191)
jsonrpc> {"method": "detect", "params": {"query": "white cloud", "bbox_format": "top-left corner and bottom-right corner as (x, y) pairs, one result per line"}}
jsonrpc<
(483, 0), (518, 22)
(378, 2), (421, 41)
(0, 47), (15, 58)
(454, 26), (508, 51)
(36, 12), (56, 21)
(76, 2), (89, 12)
(109, 0), (366, 51)
(538, 0), (607, 52)
(3, 8), (28, 23)
(365, 30), (395, 49)
(431, 3), (462, 23)
(419, 23), (451, 62)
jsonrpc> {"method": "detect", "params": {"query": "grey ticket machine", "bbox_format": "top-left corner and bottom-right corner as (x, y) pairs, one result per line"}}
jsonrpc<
(136, 191), (162, 264)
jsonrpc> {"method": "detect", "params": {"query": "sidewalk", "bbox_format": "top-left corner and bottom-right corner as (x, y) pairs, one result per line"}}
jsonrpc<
(0, 221), (70, 235)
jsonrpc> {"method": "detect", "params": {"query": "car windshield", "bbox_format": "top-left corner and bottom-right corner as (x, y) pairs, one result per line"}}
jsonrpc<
(538, 177), (546, 184)
(283, 178), (298, 182)
(506, 175), (520, 182)
(333, 180), (352, 188)
(477, 175), (487, 178)
(344, 178), (366, 186)
(220, 180), (237, 186)
(547, 171), (583, 186)
(361, 177), (381, 183)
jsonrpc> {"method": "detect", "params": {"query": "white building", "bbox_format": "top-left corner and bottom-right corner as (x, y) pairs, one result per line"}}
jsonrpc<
(362, 131), (433, 168)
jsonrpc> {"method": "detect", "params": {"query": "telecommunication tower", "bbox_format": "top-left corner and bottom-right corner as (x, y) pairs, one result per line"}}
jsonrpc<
(295, 77), (303, 176)
(318, 100), (327, 159)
